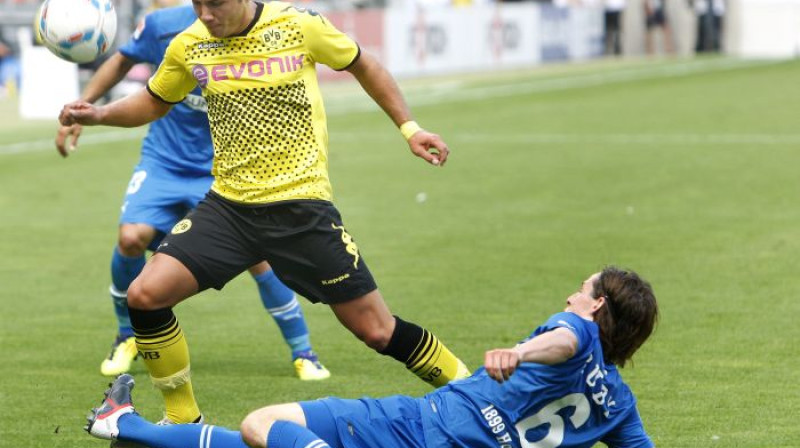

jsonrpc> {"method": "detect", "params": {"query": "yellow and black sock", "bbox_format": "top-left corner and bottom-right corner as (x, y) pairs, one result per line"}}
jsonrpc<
(129, 307), (201, 423)
(381, 315), (470, 388)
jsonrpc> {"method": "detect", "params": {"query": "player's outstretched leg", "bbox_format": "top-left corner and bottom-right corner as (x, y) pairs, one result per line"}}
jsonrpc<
(332, 291), (470, 388)
(249, 264), (330, 381)
(87, 374), (248, 448)
(101, 248), (146, 376)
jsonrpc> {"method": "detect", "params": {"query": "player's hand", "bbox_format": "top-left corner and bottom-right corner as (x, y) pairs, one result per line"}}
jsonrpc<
(408, 130), (450, 167)
(55, 124), (83, 157)
(59, 101), (102, 126)
(484, 348), (522, 383)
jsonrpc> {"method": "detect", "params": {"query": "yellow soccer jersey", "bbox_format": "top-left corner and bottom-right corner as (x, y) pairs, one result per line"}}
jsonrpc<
(147, 2), (360, 204)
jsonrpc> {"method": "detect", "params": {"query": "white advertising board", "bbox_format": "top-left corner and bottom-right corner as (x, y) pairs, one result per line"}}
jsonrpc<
(567, 8), (604, 61)
(17, 28), (79, 120)
(384, 4), (602, 78)
(474, 4), (542, 69)
(539, 5), (603, 63)
(732, 0), (800, 58)
(385, 6), (480, 76)
(384, 4), (542, 77)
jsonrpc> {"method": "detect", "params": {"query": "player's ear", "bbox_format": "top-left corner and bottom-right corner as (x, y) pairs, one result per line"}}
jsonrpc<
(591, 296), (606, 314)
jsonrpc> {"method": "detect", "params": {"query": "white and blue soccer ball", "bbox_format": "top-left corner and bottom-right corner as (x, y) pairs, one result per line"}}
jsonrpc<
(36, 0), (117, 64)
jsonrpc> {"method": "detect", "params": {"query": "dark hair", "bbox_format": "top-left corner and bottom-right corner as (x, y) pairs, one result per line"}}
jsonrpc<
(591, 266), (658, 367)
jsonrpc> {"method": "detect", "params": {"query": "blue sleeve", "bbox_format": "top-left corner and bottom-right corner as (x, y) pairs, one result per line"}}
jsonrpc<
(535, 312), (593, 354)
(118, 14), (158, 64)
(601, 407), (654, 448)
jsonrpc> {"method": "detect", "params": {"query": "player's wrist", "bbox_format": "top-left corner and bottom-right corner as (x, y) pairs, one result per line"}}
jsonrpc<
(94, 105), (109, 125)
(400, 121), (422, 141)
(512, 346), (524, 364)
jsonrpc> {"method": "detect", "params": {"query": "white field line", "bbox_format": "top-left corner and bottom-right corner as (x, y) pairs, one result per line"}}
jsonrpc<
(0, 58), (782, 156)
(0, 128), (145, 155)
(330, 131), (800, 145)
(7, 130), (797, 158)
(445, 133), (800, 145)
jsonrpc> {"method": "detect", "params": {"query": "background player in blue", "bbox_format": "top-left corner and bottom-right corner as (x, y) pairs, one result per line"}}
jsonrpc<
(54, 4), (330, 382)
(87, 266), (658, 448)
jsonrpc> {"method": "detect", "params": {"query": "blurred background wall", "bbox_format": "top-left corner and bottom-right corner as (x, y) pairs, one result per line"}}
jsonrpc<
(2, 0), (799, 115)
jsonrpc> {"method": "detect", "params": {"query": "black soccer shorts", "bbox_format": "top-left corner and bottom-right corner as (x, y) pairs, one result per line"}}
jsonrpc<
(157, 192), (378, 304)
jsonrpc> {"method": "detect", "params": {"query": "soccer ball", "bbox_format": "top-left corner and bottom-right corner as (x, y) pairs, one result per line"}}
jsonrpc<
(36, 0), (117, 64)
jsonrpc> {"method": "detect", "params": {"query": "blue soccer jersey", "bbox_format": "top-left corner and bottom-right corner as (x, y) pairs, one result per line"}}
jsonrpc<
(118, 6), (211, 175)
(419, 312), (654, 448)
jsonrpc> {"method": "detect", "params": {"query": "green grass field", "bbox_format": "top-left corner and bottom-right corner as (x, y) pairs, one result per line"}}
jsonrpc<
(2, 56), (800, 447)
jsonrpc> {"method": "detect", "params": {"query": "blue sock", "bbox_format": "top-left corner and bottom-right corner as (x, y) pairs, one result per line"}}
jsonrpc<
(253, 270), (312, 358)
(267, 420), (330, 448)
(110, 248), (146, 338)
(118, 413), (248, 448)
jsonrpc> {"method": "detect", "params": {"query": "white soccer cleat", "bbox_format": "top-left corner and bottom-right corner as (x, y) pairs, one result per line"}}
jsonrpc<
(86, 374), (136, 441)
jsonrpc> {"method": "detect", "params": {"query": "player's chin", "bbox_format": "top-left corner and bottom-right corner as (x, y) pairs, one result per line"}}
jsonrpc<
(202, 22), (221, 36)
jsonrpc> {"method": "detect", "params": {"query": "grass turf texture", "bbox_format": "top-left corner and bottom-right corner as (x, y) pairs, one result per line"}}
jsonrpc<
(1, 57), (799, 447)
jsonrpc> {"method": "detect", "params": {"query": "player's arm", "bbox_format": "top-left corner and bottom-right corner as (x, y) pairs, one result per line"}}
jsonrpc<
(346, 52), (450, 167)
(59, 22), (190, 131)
(59, 88), (171, 128)
(484, 327), (578, 383)
(81, 52), (137, 103)
(55, 52), (137, 156)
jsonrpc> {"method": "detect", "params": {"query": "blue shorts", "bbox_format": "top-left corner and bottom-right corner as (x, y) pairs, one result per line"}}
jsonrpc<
(300, 396), (427, 448)
(119, 159), (212, 250)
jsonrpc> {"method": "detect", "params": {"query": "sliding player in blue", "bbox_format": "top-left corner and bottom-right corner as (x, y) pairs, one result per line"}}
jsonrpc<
(55, 3), (329, 383)
(87, 266), (658, 448)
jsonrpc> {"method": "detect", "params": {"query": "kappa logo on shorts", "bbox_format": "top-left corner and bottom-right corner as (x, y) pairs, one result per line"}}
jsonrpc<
(321, 272), (350, 286)
(331, 222), (359, 269)
(171, 219), (192, 235)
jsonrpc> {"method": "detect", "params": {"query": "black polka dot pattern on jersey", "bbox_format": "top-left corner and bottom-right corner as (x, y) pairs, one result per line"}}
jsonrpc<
(174, 10), (348, 203)
(206, 81), (321, 202)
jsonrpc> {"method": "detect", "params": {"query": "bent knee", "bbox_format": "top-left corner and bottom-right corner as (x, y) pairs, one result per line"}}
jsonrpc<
(117, 227), (152, 256)
(240, 410), (276, 447)
(117, 236), (148, 256)
(126, 280), (163, 310)
(240, 403), (306, 447)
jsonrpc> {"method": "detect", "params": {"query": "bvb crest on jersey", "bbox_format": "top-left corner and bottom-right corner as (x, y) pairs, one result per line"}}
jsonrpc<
(262, 28), (282, 48)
